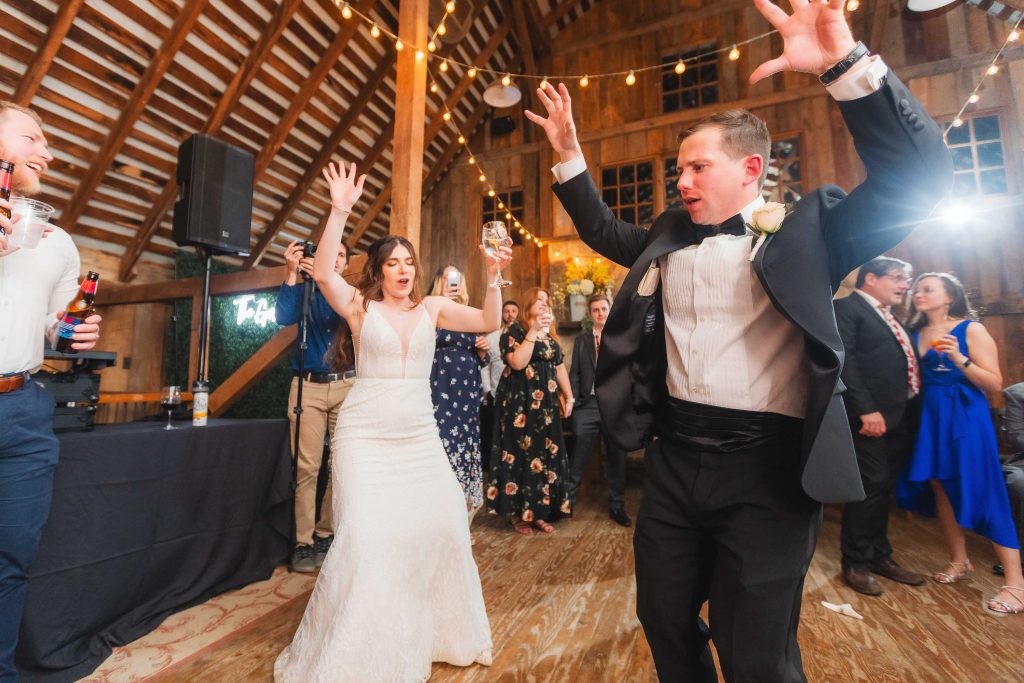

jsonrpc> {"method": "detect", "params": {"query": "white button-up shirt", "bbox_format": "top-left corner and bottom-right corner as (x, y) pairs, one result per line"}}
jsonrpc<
(0, 227), (81, 374)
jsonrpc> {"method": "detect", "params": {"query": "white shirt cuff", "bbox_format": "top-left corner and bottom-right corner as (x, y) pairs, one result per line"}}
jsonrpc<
(825, 55), (888, 102)
(551, 155), (588, 184)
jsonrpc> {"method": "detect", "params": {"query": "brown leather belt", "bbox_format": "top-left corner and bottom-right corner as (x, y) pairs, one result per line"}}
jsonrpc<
(0, 372), (30, 394)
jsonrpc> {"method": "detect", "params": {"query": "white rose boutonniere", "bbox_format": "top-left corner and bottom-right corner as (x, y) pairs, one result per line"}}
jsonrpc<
(747, 201), (788, 262)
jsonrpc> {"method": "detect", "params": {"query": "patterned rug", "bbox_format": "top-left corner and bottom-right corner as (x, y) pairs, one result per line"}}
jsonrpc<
(81, 566), (314, 682)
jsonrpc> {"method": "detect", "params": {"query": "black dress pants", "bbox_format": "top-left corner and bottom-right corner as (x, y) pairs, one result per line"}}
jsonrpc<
(568, 398), (627, 508)
(634, 400), (820, 683)
(839, 410), (914, 570)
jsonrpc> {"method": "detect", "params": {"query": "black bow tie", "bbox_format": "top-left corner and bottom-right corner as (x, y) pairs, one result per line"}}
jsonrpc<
(692, 214), (747, 243)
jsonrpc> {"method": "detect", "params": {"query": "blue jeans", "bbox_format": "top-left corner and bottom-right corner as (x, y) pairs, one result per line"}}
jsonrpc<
(0, 381), (58, 682)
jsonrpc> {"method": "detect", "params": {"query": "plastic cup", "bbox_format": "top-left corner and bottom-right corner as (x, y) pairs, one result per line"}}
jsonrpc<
(6, 197), (55, 249)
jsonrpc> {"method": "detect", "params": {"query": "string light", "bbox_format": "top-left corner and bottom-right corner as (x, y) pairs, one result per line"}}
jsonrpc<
(395, 38), (404, 51)
(430, 82), (438, 93)
(457, 135), (465, 144)
(580, 74), (589, 87)
(501, 73), (512, 87)
(488, 189), (495, 197)
(968, 93), (980, 104)
(439, 60), (448, 73)
(625, 70), (636, 86)
(415, 49), (424, 61)
(442, 111), (451, 121)
(505, 211), (512, 219)
(952, 117), (964, 127)
(728, 45), (740, 61)
(469, 156), (475, 164)
(539, 76), (549, 90)
(478, 173), (486, 182)
(468, 67), (477, 78)
(370, 23), (380, 38)
(437, 23), (447, 36)
(1010, 29), (1020, 42)
(987, 64), (999, 75)
(674, 59), (686, 75)
(846, 0), (860, 10)
(340, 2), (352, 20)
(446, 0), (456, 12)
(427, 40), (437, 52)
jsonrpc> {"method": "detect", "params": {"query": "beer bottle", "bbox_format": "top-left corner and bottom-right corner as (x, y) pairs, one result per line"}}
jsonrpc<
(0, 160), (14, 229)
(55, 271), (100, 354)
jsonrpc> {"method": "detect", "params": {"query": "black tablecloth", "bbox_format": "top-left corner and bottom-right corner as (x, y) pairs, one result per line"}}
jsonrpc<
(16, 419), (293, 682)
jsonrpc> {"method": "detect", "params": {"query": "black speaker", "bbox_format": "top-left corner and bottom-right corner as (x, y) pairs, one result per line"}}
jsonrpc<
(172, 134), (254, 255)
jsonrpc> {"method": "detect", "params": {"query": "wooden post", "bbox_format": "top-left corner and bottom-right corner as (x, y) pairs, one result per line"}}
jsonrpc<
(390, 0), (430, 253)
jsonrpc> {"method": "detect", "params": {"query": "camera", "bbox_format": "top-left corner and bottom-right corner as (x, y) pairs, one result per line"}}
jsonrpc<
(302, 241), (317, 258)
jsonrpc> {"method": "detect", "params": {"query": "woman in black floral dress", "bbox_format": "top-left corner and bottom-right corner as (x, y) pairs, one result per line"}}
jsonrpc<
(486, 287), (575, 534)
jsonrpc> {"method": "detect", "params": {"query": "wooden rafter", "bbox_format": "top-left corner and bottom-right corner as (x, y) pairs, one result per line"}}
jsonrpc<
(526, 0), (552, 60)
(543, 0), (583, 28)
(117, 0), (306, 281)
(242, 52), (396, 268)
(57, 0), (211, 232)
(209, 327), (296, 416)
(347, 184), (394, 248)
(12, 0), (86, 105)
(423, 97), (493, 197)
(509, 0), (538, 133)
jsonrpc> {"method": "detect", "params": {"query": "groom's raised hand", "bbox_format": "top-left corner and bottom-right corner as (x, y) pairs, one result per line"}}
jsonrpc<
(749, 0), (858, 84)
(525, 82), (583, 164)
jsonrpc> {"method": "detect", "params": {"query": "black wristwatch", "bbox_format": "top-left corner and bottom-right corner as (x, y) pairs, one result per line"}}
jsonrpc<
(818, 42), (869, 86)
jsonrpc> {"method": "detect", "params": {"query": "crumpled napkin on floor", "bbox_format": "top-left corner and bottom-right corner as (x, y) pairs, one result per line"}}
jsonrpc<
(821, 601), (864, 619)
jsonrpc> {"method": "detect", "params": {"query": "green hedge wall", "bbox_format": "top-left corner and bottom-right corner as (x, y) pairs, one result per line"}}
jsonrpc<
(164, 250), (293, 420)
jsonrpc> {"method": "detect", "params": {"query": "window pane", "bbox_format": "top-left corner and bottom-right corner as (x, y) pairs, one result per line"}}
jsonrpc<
(638, 204), (655, 224)
(602, 188), (618, 205)
(952, 172), (977, 196)
(663, 93), (679, 113)
(980, 169), (1008, 194)
(511, 191), (523, 208)
(976, 142), (1003, 169)
(638, 162), (653, 182)
(786, 161), (801, 182)
(950, 146), (974, 172)
(682, 89), (698, 108)
(620, 165), (635, 184)
(483, 195), (494, 212)
(602, 168), (617, 186)
(662, 72), (677, 91)
(946, 124), (969, 145)
(699, 64), (717, 83)
(620, 185), (636, 204)
(620, 206), (636, 223)
(637, 182), (653, 203)
(701, 85), (719, 104)
(973, 115), (1001, 142)
(681, 69), (697, 87)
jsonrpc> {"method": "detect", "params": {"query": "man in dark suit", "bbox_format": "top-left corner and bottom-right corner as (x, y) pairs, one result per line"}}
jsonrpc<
(835, 257), (924, 595)
(568, 294), (630, 526)
(525, 1), (952, 680)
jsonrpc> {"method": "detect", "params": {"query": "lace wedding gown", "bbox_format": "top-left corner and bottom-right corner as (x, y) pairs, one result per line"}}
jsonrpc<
(275, 302), (493, 682)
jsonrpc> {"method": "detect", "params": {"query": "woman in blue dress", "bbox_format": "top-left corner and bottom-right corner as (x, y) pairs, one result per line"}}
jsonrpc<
(897, 272), (1023, 615)
(429, 266), (488, 514)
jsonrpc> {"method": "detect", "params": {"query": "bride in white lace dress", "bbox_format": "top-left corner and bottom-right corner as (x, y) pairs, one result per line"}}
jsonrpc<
(274, 161), (508, 682)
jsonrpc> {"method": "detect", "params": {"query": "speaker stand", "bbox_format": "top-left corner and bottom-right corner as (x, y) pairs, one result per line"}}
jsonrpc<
(196, 248), (213, 384)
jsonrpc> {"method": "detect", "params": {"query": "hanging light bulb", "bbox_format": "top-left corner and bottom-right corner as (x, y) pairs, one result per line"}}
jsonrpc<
(427, 40), (436, 52)
(442, 111), (451, 121)
(625, 70), (636, 86)
(513, 220), (520, 228)
(968, 93), (980, 104)
(457, 135), (465, 144)
(395, 38), (404, 51)
(469, 156), (475, 164)
(539, 76), (549, 90)
(580, 74), (589, 87)
(674, 59), (686, 75)
(519, 228), (526, 235)
(370, 23), (381, 38)
(488, 189), (496, 197)
(446, 1), (456, 13)
(952, 117), (964, 127)
(497, 201), (504, 209)
(437, 22), (447, 36)
(415, 49), (424, 61)
(505, 211), (512, 219)
(846, 0), (860, 10)
(537, 241), (544, 247)
(341, 2), (352, 19)
(987, 64), (999, 75)
(468, 67), (477, 78)
(1010, 29), (1021, 42)
(439, 60), (448, 73)
(501, 73), (512, 87)
(430, 82), (438, 93)
(479, 173), (486, 182)
(554, 251), (560, 257)
(728, 45), (740, 61)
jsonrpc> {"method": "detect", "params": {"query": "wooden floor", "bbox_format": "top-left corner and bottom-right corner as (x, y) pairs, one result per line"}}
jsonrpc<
(154, 485), (1024, 682)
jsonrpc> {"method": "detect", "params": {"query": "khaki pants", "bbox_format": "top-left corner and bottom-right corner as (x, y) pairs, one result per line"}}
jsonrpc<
(287, 376), (353, 546)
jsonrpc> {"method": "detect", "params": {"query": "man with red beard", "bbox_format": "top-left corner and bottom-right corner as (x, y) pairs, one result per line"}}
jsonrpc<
(0, 101), (101, 679)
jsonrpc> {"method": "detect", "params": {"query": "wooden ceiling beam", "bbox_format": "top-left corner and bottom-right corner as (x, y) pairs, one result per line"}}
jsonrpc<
(117, 0), (308, 281)
(509, 0), (538, 134)
(56, 0), (211, 233)
(243, 53), (397, 269)
(12, 0), (86, 105)
(526, 0), (552, 60)
(423, 96), (492, 197)
(347, 184), (394, 249)
(543, 0), (583, 28)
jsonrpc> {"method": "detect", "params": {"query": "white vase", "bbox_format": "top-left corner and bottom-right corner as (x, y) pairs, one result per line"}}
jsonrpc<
(568, 293), (587, 321)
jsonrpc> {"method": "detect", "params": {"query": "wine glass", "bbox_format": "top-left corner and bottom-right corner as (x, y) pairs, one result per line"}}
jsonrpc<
(160, 385), (181, 429)
(930, 338), (951, 372)
(482, 221), (512, 288)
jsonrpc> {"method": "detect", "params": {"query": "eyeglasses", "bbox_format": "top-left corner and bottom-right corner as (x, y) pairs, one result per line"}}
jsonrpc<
(883, 273), (911, 284)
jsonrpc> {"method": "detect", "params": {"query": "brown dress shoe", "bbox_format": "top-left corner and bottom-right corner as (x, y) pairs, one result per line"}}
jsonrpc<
(843, 566), (883, 596)
(871, 558), (925, 586)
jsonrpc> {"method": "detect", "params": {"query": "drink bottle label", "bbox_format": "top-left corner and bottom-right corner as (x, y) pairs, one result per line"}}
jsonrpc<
(56, 314), (83, 340)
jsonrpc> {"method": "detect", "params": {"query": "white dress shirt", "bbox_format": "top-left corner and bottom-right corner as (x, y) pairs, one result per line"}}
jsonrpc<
(0, 227), (81, 374)
(550, 56), (890, 417)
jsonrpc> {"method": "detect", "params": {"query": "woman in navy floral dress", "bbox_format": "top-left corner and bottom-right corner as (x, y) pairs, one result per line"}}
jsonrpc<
(486, 287), (574, 534)
(429, 266), (487, 512)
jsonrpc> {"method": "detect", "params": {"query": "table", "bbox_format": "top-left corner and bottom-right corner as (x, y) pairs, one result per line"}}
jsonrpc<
(16, 419), (293, 682)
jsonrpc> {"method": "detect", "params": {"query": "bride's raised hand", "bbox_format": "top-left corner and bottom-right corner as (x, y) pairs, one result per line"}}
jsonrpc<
(479, 243), (512, 278)
(321, 160), (367, 213)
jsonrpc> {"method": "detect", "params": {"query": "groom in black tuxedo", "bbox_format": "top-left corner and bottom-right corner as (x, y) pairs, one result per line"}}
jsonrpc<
(835, 257), (925, 596)
(526, 1), (953, 680)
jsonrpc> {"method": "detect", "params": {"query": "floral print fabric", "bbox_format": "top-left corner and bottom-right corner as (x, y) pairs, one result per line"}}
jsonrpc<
(485, 322), (571, 522)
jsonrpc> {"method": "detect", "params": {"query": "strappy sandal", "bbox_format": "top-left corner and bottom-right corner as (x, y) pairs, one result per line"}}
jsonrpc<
(933, 560), (973, 584)
(986, 586), (1024, 616)
(512, 518), (533, 536)
(533, 519), (555, 534)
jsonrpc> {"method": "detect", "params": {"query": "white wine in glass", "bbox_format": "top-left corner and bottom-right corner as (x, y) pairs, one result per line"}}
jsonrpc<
(482, 221), (512, 288)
